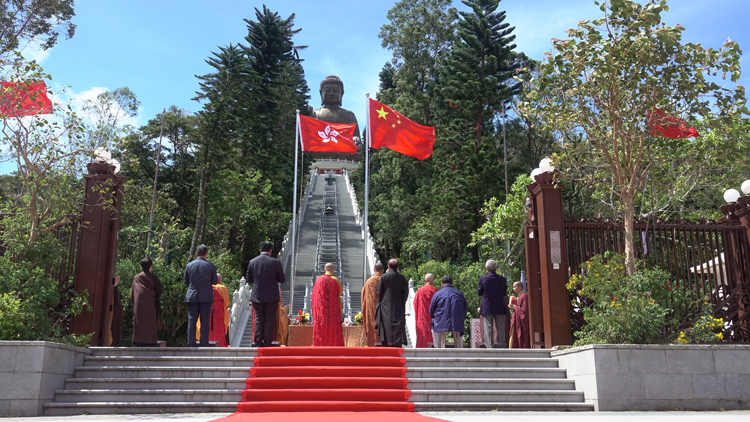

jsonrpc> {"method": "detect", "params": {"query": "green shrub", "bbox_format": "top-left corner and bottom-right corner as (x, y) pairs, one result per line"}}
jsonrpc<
(0, 257), (90, 346)
(568, 253), (695, 345)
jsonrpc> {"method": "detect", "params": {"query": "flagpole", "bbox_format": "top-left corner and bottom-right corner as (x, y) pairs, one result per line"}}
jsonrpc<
(363, 94), (371, 282)
(290, 110), (300, 316)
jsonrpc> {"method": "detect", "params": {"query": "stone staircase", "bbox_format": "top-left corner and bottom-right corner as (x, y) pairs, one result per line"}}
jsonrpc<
(44, 347), (593, 415)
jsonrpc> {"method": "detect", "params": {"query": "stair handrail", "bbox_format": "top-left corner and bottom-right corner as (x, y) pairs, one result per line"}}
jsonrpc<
(229, 276), (252, 347)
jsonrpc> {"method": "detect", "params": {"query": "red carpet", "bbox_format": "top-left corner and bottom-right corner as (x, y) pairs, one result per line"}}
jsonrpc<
(213, 411), (448, 422)
(236, 346), (415, 413)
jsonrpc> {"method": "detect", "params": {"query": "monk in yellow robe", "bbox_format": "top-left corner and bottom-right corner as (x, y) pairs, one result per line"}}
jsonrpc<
(360, 262), (383, 347)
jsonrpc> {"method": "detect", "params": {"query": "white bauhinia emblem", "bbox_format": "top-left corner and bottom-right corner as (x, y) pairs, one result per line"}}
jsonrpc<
(318, 125), (340, 143)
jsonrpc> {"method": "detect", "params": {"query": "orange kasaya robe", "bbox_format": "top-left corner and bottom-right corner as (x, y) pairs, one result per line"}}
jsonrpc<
(360, 273), (381, 347)
(311, 273), (344, 346)
(196, 284), (230, 347)
(413, 283), (437, 348)
(275, 302), (290, 346)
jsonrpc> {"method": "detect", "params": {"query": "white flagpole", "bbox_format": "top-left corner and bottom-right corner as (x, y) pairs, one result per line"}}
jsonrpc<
(290, 110), (300, 316)
(363, 94), (371, 282)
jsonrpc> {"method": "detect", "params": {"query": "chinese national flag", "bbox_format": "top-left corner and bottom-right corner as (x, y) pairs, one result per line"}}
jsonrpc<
(368, 98), (435, 160)
(647, 108), (699, 139)
(0, 81), (53, 117)
(298, 114), (358, 153)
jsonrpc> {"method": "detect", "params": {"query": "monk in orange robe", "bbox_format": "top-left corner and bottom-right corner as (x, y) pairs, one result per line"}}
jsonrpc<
(413, 273), (437, 348)
(275, 286), (290, 346)
(360, 262), (383, 347)
(311, 263), (344, 346)
(197, 274), (231, 347)
(509, 281), (530, 348)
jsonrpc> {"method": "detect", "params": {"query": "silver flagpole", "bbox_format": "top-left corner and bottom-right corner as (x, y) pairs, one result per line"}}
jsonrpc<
(289, 110), (300, 315)
(363, 94), (371, 282)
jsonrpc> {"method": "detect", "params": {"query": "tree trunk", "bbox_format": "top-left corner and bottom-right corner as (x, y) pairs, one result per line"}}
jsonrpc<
(622, 189), (636, 276)
(190, 145), (210, 256)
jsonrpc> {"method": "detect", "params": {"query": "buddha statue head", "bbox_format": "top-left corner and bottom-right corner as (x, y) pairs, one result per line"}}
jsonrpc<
(319, 75), (344, 107)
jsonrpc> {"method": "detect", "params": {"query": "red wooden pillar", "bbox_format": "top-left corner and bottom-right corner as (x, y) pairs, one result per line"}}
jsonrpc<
(525, 172), (572, 348)
(70, 161), (125, 346)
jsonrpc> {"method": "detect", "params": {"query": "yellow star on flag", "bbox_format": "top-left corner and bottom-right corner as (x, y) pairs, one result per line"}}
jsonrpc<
(377, 107), (389, 119)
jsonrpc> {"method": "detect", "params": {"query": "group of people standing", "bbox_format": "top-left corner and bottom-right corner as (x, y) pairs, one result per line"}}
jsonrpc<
(409, 259), (530, 349)
(130, 240), (529, 350)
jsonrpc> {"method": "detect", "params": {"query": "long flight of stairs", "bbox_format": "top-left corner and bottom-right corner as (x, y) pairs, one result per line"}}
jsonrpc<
(45, 347), (593, 415)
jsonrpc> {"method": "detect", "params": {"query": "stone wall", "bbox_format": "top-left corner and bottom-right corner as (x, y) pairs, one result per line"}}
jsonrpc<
(553, 344), (750, 411)
(0, 341), (90, 416)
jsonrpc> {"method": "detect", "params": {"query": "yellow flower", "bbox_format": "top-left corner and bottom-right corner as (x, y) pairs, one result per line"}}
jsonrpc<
(716, 333), (724, 340)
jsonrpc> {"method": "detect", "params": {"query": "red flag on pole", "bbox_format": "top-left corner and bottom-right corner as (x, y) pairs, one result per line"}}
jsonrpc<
(368, 98), (435, 160)
(647, 108), (699, 139)
(298, 114), (358, 153)
(0, 81), (53, 117)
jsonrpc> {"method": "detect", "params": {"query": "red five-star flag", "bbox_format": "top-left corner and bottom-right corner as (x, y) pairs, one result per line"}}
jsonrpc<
(368, 98), (435, 160)
(0, 81), (53, 117)
(647, 108), (699, 139)
(298, 114), (358, 153)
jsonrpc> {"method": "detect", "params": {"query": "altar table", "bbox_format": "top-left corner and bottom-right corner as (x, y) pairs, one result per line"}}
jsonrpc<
(288, 325), (366, 347)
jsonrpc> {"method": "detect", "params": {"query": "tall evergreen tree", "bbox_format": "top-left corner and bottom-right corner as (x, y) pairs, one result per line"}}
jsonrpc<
(190, 44), (254, 254)
(241, 6), (310, 208)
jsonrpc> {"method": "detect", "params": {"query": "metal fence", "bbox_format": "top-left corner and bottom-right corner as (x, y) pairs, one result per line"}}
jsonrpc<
(564, 217), (750, 341)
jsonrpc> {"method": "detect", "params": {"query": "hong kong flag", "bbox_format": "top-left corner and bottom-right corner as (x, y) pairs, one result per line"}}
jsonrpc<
(368, 98), (435, 160)
(298, 114), (358, 153)
(0, 81), (53, 117)
(647, 108), (699, 139)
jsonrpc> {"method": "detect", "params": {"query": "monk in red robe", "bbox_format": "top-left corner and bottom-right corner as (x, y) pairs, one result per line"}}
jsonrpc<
(413, 273), (437, 348)
(509, 281), (530, 348)
(361, 262), (383, 347)
(197, 274), (231, 347)
(312, 263), (344, 346)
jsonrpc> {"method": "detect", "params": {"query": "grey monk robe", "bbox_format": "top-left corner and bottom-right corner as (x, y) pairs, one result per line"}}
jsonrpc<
(375, 269), (409, 346)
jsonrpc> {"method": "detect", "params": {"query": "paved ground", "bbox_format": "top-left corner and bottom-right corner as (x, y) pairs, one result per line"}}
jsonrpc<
(5, 412), (750, 422)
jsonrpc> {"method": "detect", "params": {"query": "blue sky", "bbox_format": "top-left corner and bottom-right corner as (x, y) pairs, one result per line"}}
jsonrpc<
(17, 0), (750, 140)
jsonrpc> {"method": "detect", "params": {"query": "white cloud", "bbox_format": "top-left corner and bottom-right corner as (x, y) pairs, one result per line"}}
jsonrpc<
(51, 86), (142, 129)
(17, 40), (51, 63)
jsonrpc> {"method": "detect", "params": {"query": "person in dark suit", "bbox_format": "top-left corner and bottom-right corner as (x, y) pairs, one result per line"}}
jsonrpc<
(246, 241), (285, 347)
(184, 244), (218, 347)
(478, 259), (509, 348)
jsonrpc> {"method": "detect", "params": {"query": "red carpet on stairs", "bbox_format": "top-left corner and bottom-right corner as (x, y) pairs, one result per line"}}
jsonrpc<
(237, 346), (415, 413)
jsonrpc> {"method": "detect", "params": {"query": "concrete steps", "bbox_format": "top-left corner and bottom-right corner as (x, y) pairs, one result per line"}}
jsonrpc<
(405, 349), (593, 412)
(45, 346), (593, 415)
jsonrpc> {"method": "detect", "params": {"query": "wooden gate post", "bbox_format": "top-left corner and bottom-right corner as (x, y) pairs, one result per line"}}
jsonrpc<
(525, 172), (572, 348)
(70, 161), (125, 346)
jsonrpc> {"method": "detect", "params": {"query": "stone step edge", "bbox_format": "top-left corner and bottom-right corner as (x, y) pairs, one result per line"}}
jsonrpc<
(44, 402), (236, 408)
(54, 389), (581, 396)
(414, 402), (595, 411)
(65, 376), (573, 383)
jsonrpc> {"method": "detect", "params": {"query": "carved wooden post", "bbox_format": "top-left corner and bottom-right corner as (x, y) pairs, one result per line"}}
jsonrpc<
(525, 172), (572, 348)
(70, 161), (125, 346)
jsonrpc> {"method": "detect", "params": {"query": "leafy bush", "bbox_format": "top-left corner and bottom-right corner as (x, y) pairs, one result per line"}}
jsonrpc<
(568, 253), (695, 345)
(675, 304), (724, 344)
(0, 257), (90, 346)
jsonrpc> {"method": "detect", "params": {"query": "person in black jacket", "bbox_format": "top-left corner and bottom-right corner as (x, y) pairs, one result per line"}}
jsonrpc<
(184, 245), (218, 347)
(478, 259), (509, 348)
(246, 241), (285, 347)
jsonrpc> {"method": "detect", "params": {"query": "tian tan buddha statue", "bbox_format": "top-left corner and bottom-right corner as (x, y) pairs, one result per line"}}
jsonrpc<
(311, 75), (361, 142)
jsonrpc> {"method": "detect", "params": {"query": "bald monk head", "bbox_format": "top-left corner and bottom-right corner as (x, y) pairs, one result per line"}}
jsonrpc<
(325, 263), (335, 273)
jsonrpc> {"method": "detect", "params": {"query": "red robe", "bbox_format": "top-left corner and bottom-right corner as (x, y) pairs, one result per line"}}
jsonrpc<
(209, 285), (230, 347)
(413, 284), (437, 348)
(510, 292), (530, 348)
(312, 274), (344, 346)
